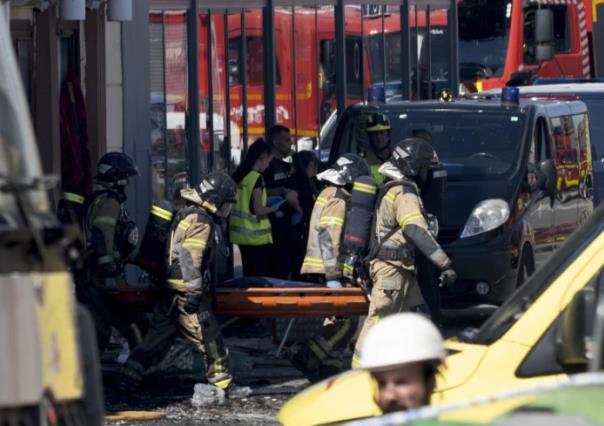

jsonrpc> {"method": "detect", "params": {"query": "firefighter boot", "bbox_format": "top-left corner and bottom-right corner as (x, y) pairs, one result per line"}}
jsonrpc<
(290, 345), (322, 383)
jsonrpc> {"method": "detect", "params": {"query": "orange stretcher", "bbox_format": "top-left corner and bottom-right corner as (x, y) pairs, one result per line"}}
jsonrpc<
(214, 287), (369, 318)
(110, 277), (369, 318)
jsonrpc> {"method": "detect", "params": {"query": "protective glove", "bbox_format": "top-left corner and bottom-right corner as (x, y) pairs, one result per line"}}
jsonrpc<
(439, 268), (457, 288)
(184, 293), (203, 314)
(326, 280), (343, 289)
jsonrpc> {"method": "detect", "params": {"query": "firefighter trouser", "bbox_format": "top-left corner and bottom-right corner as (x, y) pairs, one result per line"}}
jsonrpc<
(129, 289), (232, 389)
(75, 272), (141, 354)
(293, 316), (358, 380)
(352, 261), (424, 367)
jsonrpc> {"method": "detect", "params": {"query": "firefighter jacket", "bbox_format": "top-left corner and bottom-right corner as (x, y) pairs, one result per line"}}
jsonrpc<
(373, 178), (451, 271)
(230, 171), (273, 246)
(301, 186), (348, 280)
(166, 209), (216, 293)
(84, 189), (134, 277)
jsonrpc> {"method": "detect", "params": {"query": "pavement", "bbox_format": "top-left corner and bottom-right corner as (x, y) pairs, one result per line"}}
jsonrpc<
(103, 308), (492, 426)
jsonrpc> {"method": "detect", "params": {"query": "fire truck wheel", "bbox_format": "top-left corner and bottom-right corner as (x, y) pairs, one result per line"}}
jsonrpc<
(76, 305), (105, 426)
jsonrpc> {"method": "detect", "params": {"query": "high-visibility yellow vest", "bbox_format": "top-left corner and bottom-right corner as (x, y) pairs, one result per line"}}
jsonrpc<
(229, 171), (273, 246)
(370, 163), (385, 185)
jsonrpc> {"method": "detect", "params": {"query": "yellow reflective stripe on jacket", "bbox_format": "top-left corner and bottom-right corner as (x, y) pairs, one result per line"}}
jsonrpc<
(166, 278), (186, 289)
(229, 171), (272, 246)
(399, 212), (424, 228)
(182, 238), (207, 249)
(178, 221), (190, 232)
(151, 205), (173, 221)
(353, 181), (377, 194)
(63, 192), (85, 204)
(385, 192), (396, 204)
(343, 263), (354, 275)
(302, 256), (325, 267)
(319, 216), (344, 227)
(93, 216), (117, 226)
(315, 196), (328, 207)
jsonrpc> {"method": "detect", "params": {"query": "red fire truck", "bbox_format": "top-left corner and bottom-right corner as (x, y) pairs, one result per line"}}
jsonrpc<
(153, 1), (601, 160)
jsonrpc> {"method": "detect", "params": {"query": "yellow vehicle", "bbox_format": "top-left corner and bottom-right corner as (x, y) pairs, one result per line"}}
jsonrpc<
(0, 5), (103, 425)
(278, 203), (604, 425)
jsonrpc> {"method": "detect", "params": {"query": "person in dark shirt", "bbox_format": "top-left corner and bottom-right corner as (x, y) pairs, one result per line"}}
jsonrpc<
(288, 151), (320, 280)
(263, 125), (303, 279)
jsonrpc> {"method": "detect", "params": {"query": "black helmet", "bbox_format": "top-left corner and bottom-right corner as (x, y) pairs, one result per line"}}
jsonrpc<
(390, 138), (440, 177)
(96, 152), (140, 186)
(318, 154), (370, 186)
(182, 172), (238, 217)
(366, 113), (391, 133)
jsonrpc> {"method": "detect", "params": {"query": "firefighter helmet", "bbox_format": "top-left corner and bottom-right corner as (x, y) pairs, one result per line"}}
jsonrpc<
(181, 172), (238, 218)
(389, 137), (440, 177)
(317, 154), (370, 186)
(366, 113), (391, 132)
(96, 152), (140, 186)
(359, 313), (445, 371)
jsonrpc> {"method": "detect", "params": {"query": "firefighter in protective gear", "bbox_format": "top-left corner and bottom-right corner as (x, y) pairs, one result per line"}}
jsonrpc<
(291, 154), (370, 381)
(359, 313), (445, 414)
(352, 138), (456, 367)
(76, 152), (141, 353)
(123, 172), (237, 392)
(365, 113), (393, 185)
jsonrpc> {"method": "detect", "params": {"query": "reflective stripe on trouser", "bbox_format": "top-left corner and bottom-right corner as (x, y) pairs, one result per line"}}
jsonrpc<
(128, 290), (231, 387)
(352, 261), (424, 368)
(297, 316), (357, 373)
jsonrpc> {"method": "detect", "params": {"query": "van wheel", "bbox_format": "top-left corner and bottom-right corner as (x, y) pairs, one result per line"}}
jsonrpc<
(75, 306), (105, 426)
(516, 245), (535, 288)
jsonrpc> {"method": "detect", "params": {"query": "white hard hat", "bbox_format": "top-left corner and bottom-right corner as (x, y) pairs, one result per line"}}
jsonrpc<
(359, 313), (445, 371)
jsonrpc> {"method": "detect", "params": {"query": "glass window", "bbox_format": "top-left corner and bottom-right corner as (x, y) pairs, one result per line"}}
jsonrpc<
(338, 110), (527, 181)
(524, 5), (571, 65)
(459, 0), (512, 78)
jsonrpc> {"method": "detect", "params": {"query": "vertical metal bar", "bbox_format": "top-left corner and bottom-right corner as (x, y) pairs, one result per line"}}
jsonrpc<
(263, 0), (277, 132)
(426, 4), (432, 100)
(361, 7), (366, 103)
(448, 0), (459, 97)
(187, 4), (201, 183)
(400, 1), (411, 100)
(224, 10), (231, 172)
(381, 6), (386, 90)
(161, 13), (169, 198)
(315, 6), (321, 145)
(207, 10), (215, 170)
(241, 8), (249, 153)
(415, 4), (420, 100)
(335, 0), (346, 119)
(292, 5), (298, 144)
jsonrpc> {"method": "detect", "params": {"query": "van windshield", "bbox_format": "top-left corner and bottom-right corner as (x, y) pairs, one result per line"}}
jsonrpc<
(387, 109), (526, 181)
(468, 213), (604, 345)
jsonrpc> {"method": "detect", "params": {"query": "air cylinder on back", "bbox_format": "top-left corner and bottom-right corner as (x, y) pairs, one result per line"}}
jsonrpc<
(342, 175), (378, 257)
(135, 200), (174, 278)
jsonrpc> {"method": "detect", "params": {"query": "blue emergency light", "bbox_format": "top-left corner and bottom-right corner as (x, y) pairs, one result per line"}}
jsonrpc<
(501, 86), (520, 106)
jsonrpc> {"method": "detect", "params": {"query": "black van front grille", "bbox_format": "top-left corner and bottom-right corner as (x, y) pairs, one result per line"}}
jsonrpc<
(438, 226), (460, 244)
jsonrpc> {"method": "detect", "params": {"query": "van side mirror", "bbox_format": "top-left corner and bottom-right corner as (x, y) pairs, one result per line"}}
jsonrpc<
(538, 158), (557, 195)
(536, 45), (554, 63)
(535, 9), (554, 62)
(557, 287), (596, 367)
